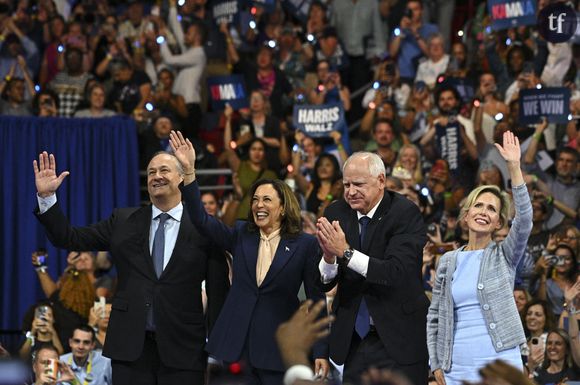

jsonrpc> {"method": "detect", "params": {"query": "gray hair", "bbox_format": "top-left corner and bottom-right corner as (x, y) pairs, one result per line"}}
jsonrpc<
(343, 152), (386, 177)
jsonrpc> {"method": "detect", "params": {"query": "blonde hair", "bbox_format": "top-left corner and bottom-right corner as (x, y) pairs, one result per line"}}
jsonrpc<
(459, 185), (510, 229)
(394, 144), (423, 183)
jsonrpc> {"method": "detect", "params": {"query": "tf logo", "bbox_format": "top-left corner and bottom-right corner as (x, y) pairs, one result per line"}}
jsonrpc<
(537, 2), (577, 43)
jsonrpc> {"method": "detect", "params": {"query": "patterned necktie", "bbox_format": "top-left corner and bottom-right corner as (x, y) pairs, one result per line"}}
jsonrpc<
(355, 216), (371, 338)
(152, 213), (170, 278)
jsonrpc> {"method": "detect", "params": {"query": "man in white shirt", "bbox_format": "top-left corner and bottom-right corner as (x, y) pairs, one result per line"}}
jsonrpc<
(414, 33), (449, 89)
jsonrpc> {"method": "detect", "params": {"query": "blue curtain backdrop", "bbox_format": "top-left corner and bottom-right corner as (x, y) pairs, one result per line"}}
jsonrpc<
(0, 116), (140, 330)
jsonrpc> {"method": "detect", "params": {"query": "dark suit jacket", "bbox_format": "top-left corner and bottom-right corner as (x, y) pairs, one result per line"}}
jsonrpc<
(35, 202), (226, 370)
(320, 191), (429, 365)
(181, 181), (328, 371)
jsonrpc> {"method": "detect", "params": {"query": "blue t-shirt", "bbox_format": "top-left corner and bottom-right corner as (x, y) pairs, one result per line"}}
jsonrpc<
(393, 23), (439, 79)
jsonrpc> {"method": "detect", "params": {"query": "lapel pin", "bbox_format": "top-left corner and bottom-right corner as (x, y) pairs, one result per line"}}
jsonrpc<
(285, 246), (290, 252)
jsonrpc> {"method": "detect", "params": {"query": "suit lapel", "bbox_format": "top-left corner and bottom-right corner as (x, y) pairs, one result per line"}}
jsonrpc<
(130, 205), (158, 279)
(361, 194), (392, 253)
(345, 210), (360, 251)
(159, 208), (193, 279)
(260, 237), (297, 287)
(242, 231), (260, 284)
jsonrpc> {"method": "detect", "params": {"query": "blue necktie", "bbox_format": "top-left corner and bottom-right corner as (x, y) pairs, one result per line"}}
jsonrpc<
(152, 213), (170, 278)
(355, 216), (371, 339)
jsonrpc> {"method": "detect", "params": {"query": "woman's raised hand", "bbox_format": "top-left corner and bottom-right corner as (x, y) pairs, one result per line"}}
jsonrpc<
(494, 131), (521, 164)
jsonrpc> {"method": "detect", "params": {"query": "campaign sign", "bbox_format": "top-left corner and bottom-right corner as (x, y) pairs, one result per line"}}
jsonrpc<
(293, 103), (345, 138)
(435, 120), (462, 174)
(441, 77), (475, 103)
(488, 0), (536, 30)
(519, 87), (570, 124)
(212, 0), (240, 26)
(207, 75), (248, 110)
(282, 0), (311, 22)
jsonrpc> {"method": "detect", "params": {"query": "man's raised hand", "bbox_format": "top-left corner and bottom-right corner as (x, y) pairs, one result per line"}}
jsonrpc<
(169, 130), (196, 172)
(33, 152), (69, 198)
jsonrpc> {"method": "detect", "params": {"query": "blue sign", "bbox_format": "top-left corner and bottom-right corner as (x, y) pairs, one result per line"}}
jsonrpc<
(435, 120), (462, 174)
(487, 0), (536, 30)
(207, 75), (249, 110)
(293, 103), (351, 154)
(212, 0), (240, 26)
(519, 87), (571, 124)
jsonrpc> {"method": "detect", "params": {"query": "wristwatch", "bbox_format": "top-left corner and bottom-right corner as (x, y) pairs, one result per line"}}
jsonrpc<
(342, 248), (354, 265)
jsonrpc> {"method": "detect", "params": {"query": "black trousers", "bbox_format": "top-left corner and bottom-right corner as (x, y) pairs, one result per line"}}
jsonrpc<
(111, 333), (204, 385)
(343, 328), (428, 385)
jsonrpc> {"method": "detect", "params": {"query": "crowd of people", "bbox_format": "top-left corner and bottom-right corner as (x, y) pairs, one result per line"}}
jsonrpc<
(1, 0), (580, 384)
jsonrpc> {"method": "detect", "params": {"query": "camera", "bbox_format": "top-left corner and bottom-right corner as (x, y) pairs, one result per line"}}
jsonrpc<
(544, 254), (564, 266)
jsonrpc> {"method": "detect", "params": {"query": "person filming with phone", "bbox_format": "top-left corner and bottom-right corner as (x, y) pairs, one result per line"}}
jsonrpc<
(19, 303), (64, 361)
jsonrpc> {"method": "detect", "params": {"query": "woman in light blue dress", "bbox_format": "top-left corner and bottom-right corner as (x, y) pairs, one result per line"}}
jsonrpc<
(427, 131), (533, 385)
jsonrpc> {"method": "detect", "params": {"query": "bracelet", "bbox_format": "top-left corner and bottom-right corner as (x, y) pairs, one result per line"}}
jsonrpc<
(533, 132), (542, 141)
(546, 195), (554, 205)
(325, 194), (334, 201)
(226, 37), (233, 45)
(35, 266), (47, 273)
(4, 75), (11, 82)
(337, 143), (344, 150)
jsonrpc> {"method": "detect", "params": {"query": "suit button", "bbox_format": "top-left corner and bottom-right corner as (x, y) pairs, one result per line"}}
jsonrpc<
(145, 302), (151, 307)
(496, 342), (503, 349)
(483, 304), (490, 310)
(489, 323), (496, 329)
(477, 283), (484, 290)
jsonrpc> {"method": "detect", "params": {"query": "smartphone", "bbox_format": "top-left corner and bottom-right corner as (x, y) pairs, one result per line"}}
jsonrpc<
(45, 358), (58, 378)
(34, 306), (49, 322)
(239, 125), (251, 136)
(94, 296), (106, 318)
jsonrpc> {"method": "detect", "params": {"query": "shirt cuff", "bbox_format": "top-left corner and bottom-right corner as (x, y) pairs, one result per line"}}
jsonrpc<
(319, 258), (338, 284)
(284, 365), (314, 385)
(37, 194), (57, 214)
(348, 250), (369, 277)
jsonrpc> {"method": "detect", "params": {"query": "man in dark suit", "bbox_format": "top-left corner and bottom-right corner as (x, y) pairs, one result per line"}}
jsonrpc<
(316, 151), (428, 385)
(33, 151), (224, 385)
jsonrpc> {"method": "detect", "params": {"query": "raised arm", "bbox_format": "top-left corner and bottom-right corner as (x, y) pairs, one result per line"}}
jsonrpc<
(169, 131), (236, 250)
(496, 131), (532, 267)
(524, 119), (548, 164)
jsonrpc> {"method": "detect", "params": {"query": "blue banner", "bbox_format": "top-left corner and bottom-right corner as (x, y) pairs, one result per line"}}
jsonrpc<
(488, 0), (536, 30)
(519, 87), (571, 124)
(207, 75), (249, 110)
(212, 0), (240, 26)
(435, 119), (462, 174)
